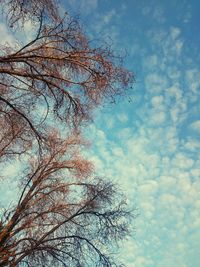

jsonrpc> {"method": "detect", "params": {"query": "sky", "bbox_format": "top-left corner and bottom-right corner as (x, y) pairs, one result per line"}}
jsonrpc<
(1, 1), (200, 266)
(63, 1), (200, 266)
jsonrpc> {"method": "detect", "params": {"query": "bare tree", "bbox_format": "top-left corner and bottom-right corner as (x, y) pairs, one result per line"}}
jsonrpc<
(0, 1), (133, 266)
(0, 132), (131, 267)
(0, 10), (132, 147)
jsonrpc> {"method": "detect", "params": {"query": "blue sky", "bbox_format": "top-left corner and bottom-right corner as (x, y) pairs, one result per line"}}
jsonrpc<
(1, 1), (200, 266)
(63, 1), (200, 266)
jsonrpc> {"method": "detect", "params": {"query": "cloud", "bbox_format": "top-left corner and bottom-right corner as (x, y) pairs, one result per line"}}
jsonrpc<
(190, 120), (200, 133)
(103, 9), (116, 24)
(151, 95), (164, 108)
(82, 13), (200, 265)
(152, 6), (165, 23)
(117, 113), (128, 123)
(170, 27), (181, 40)
(151, 111), (166, 124)
(68, 0), (98, 14)
(139, 180), (158, 195)
(142, 6), (151, 16)
(0, 23), (15, 46)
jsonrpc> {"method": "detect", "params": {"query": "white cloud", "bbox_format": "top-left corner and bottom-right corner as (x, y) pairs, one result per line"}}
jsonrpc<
(151, 95), (164, 108)
(0, 23), (15, 46)
(167, 86), (182, 101)
(139, 180), (158, 195)
(190, 120), (200, 133)
(159, 176), (176, 189)
(182, 9), (191, 23)
(117, 127), (132, 139)
(103, 9), (116, 24)
(117, 113), (128, 123)
(151, 111), (166, 124)
(184, 138), (200, 152)
(68, 0), (98, 14)
(172, 153), (194, 170)
(139, 199), (157, 219)
(145, 73), (168, 94)
(152, 7), (165, 23)
(170, 27), (181, 40)
(104, 8), (200, 267)
(186, 68), (200, 98)
(160, 193), (177, 205)
(142, 6), (151, 16)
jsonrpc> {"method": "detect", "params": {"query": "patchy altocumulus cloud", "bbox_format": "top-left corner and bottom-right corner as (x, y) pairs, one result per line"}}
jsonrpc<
(84, 14), (200, 267)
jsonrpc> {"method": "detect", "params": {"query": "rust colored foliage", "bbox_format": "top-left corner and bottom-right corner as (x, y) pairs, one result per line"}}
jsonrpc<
(0, 1), (133, 266)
